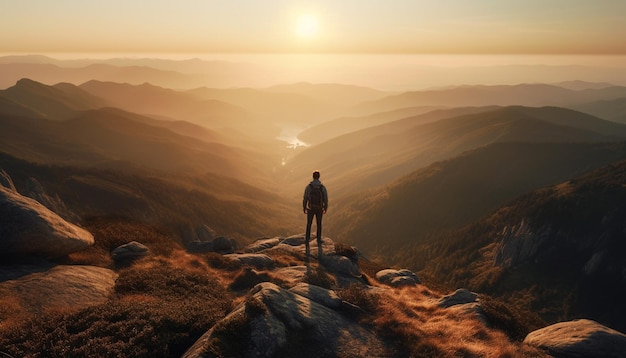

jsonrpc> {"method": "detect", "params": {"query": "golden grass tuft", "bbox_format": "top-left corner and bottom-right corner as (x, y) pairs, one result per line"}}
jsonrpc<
(0, 252), (233, 358)
(352, 286), (550, 357)
(0, 296), (27, 332)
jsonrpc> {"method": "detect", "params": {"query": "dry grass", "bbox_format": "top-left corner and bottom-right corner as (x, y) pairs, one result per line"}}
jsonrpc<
(0, 252), (233, 358)
(339, 285), (549, 357)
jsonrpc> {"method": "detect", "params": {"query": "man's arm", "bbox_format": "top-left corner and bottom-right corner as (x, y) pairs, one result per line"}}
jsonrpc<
(322, 185), (329, 212)
(303, 184), (310, 213)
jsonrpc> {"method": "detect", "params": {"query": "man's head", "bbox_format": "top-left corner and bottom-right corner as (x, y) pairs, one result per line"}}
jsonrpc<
(312, 171), (320, 180)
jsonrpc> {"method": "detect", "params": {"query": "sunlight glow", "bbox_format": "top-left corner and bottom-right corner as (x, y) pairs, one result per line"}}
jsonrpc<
(295, 14), (319, 39)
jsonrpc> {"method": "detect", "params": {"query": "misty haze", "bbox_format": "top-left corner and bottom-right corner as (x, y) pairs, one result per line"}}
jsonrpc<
(3, 1), (626, 357)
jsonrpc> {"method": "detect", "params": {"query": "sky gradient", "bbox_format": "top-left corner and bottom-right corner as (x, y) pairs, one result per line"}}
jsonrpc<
(2, 0), (626, 55)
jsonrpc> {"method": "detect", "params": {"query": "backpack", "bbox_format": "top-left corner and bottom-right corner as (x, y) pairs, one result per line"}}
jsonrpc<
(308, 184), (324, 209)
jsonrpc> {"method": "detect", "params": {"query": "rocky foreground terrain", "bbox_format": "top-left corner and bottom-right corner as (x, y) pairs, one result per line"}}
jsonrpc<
(2, 176), (626, 358)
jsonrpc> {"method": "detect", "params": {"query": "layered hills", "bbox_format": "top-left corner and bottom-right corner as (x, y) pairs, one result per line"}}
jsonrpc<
(3, 68), (626, 355)
(328, 141), (626, 254)
(280, 105), (626, 197)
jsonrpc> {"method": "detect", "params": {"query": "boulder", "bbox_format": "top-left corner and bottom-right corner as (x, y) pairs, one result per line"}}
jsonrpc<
(280, 235), (306, 246)
(320, 254), (361, 276)
(183, 282), (394, 358)
(271, 266), (308, 286)
(0, 265), (118, 313)
(376, 268), (421, 287)
(195, 224), (217, 242)
(186, 240), (214, 253)
(187, 235), (237, 254)
(0, 186), (94, 259)
(524, 319), (626, 357)
(212, 236), (237, 253)
(289, 282), (343, 309)
(438, 288), (478, 308)
(243, 237), (281, 253)
(224, 253), (274, 269)
(111, 241), (150, 262)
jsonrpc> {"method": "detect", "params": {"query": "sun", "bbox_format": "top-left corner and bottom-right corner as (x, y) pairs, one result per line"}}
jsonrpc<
(295, 13), (319, 39)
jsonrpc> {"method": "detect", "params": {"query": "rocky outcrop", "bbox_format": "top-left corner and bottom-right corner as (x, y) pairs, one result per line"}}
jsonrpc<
(438, 288), (478, 308)
(243, 237), (285, 253)
(0, 265), (118, 313)
(224, 253), (274, 269)
(376, 268), (421, 287)
(182, 282), (394, 358)
(0, 168), (16, 192)
(111, 241), (150, 262)
(493, 219), (552, 269)
(0, 185), (94, 258)
(524, 319), (626, 357)
(187, 235), (238, 254)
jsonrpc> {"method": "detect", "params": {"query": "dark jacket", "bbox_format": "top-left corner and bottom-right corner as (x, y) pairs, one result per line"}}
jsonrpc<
(303, 179), (328, 211)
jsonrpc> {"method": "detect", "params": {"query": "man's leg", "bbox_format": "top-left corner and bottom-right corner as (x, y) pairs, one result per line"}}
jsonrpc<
(305, 210), (314, 259)
(315, 211), (323, 258)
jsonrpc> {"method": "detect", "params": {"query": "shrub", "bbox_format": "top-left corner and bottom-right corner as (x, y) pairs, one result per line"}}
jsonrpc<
(0, 257), (232, 358)
(304, 267), (336, 289)
(479, 295), (545, 341)
(337, 283), (380, 315)
(228, 267), (271, 291)
(203, 252), (242, 271)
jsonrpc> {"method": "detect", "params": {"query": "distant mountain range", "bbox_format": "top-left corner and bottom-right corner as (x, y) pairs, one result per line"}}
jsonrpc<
(281, 105), (626, 197)
(353, 83), (626, 114)
(4, 73), (626, 336)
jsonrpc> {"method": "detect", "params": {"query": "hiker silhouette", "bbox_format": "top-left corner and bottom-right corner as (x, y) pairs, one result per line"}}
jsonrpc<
(303, 170), (328, 261)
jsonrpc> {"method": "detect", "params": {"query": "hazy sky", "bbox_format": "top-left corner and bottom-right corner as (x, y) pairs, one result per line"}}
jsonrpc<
(2, 0), (626, 55)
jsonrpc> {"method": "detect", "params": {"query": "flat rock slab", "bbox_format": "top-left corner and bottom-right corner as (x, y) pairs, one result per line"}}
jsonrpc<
(0, 186), (94, 259)
(524, 319), (626, 358)
(224, 253), (274, 269)
(183, 282), (394, 358)
(0, 265), (118, 313)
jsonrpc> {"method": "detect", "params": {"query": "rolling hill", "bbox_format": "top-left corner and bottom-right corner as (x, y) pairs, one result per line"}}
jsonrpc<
(0, 152), (298, 243)
(279, 106), (626, 198)
(296, 105), (445, 145)
(0, 108), (276, 185)
(0, 78), (108, 119)
(572, 97), (626, 124)
(327, 141), (626, 256)
(79, 80), (254, 131)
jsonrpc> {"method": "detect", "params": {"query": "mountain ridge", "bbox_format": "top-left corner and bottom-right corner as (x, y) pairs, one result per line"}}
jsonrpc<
(407, 158), (626, 332)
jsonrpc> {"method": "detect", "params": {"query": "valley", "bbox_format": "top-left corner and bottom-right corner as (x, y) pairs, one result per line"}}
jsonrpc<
(2, 54), (626, 356)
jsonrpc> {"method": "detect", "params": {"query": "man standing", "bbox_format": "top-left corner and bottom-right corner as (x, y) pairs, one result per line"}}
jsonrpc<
(303, 170), (328, 260)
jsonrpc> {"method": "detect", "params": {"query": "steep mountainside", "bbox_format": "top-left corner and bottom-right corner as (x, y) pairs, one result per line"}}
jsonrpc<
(407, 159), (626, 332)
(327, 142), (626, 255)
(0, 152), (297, 242)
(0, 108), (272, 183)
(280, 106), (626, 197)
